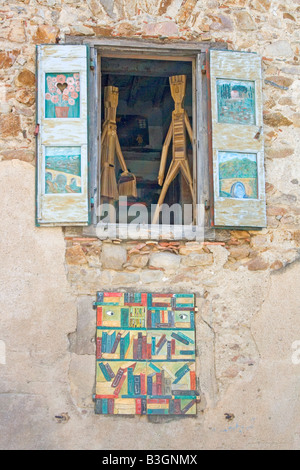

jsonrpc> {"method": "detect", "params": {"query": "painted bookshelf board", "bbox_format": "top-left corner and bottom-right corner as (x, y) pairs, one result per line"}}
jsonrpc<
(95, 292), (197, 415)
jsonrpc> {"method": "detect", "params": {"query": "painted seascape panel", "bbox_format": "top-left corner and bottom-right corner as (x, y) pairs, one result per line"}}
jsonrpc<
(216, 79), (255, 125)
(218, 151), (258, 199)
(45, 72), (80, 118)
(45, 147), (81, 194)
(94, 292), (197, 415)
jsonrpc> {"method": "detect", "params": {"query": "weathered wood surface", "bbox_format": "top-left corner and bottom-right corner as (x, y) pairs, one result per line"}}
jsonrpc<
(88, 46), (99, 226)
(210, 50), (266, 228)
(195, 53), (209, 228)
(36, 45), (89, 226)
(66, 36), (228, 54)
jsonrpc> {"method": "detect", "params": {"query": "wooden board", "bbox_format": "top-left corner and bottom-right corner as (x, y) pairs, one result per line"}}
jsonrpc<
(209, 50), (266, 228)
(94, 292), (197, 416)
(36, 45), (89, 226)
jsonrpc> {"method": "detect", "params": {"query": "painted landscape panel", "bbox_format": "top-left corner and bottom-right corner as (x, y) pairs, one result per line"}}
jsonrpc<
(218, 151), (258, 199)
(45, 147), (81, 194)
(94, 292), (197, 415)
(217, 79), (256, 125)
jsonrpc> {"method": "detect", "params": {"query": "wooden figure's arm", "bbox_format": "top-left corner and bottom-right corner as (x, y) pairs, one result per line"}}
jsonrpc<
(115, 135), (128, 173)
(158, 121), (173, 186)
(101, 123), (108, 146)
(184, 111), (193, 143)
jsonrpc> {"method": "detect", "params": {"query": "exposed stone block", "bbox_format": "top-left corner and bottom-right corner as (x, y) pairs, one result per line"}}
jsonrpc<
(179, 244), (204, 255)
(15, 69), (36, 88)
(283, 13), (295, 21)
(230, 230), (250, 239)
(158, 0), (173, 16)
(8, 20), (26, 43)
(270, 260), (284, 271)
(87, 0), (104, 15)
(129, 254), (149, 268)
(210, 14), (233, 31)
(181, 252), (214, 267)
(69, 25), (95, 36)
(266, 147), (294, 159)
(247, 256), (269, 271)
(250, 0), (271, 12)
(0, 114), (21, 138)
(139, 269), (164, 284)
(99, 0), (115, 17)
(111, 271), (140, 284)
(33, 25), (59, 44)
(228, 245), (251, 260)
(281, 66), (300, 76)
(264, 40), (293, 58)
(263, 113), (293, 127)
(0, 149), (35, 163)
(234, 11), (256, 30)
(100, 244), (127, 270)
(250, 235), (268, 249)
(15, 89), (35, 107)
(149, 252), (181, 270)
(0, 50), (19, 68)
(265, 75), (293, 89)
(91, 25), (113, 36)
(266, 206), (287, 217)
(65, 245), (88, 265)
(292, 113), (300, 128)
(142, 21), (179, 37)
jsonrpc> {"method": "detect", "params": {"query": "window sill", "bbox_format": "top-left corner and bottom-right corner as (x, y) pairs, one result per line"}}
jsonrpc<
(82, 223), (215, 241)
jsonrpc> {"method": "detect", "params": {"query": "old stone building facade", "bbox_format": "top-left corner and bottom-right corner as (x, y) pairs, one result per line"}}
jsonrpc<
(0, 0), (300, 450)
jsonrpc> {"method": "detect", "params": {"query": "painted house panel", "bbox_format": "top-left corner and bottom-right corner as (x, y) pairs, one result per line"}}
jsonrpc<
(216, 79), (256, 126)
(209, 50), (266, 228)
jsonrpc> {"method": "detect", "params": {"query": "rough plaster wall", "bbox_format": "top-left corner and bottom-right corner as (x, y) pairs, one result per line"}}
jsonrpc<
(0, 161), (299, 450)
(0, 160), (77, 449)
(203, 260), (300, 450)
(0, 0), (300, 450)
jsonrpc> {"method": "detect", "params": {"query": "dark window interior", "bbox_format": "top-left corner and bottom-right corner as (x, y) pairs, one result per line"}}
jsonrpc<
(101, 57), (193, 224)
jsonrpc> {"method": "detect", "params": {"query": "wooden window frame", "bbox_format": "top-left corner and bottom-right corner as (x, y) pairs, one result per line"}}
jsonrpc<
(66, 37), (225, 240)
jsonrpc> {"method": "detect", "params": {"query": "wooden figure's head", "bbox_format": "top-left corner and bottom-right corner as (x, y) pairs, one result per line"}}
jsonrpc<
(104, 86), (119, 110)
(169, 75), (186, 109)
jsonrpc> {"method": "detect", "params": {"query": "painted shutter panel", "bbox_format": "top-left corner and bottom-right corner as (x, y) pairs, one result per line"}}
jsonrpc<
(209, 50), (266, 228)
(36, 45), (89, 226)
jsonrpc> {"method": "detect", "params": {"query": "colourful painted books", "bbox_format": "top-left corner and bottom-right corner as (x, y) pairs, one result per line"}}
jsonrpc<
(95, 292), (197, 416)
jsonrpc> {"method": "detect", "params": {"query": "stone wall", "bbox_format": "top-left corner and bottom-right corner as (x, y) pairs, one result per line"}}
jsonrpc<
(0, 0), (300, 450)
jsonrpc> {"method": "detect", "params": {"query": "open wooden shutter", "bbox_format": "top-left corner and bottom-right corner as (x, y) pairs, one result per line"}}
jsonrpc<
(209, 50), (266, 228)
(36, 45), (89, 226)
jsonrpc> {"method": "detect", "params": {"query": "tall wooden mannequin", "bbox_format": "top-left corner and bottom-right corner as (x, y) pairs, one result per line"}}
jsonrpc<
(152, 75), (195, 224)
(100, 86), (136, 205)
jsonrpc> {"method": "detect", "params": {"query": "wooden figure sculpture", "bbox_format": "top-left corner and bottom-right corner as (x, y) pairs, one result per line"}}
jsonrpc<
(152, 75), (195, 224)
(101, 86), (137, 204)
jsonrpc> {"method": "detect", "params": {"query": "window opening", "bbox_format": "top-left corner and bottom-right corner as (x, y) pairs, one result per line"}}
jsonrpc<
(100, 57), (194, 226)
